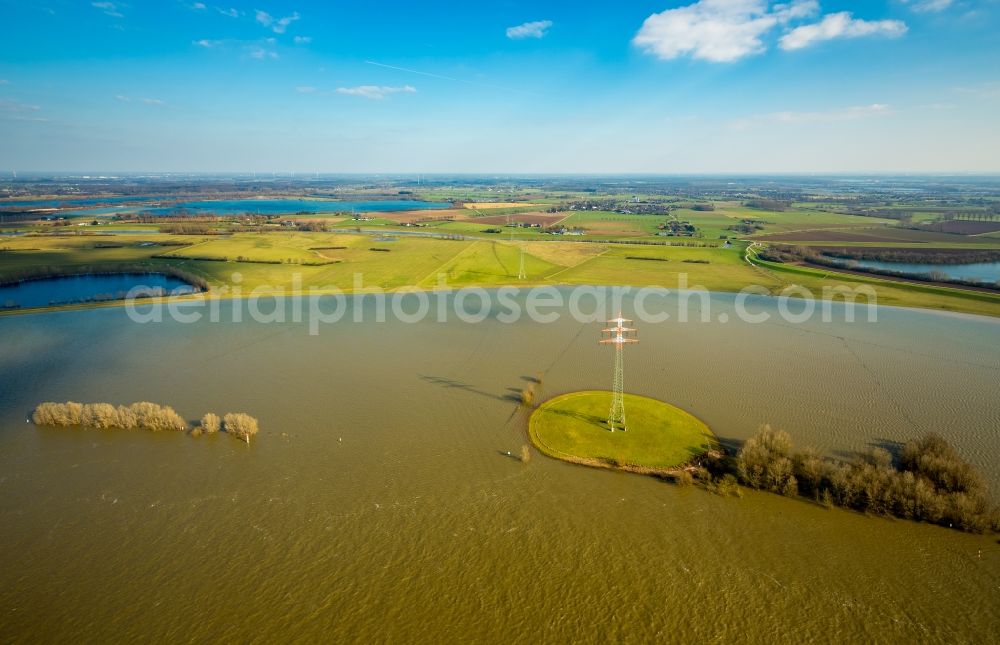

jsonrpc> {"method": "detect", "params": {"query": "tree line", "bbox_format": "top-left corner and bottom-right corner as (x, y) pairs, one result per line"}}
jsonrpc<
(33, 402), (260, 443)
(728, 426), (1000, 533)
(158, 222), (219, 235)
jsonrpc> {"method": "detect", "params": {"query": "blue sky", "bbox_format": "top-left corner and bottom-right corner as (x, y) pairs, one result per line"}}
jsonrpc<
(1, 0), (998, 173)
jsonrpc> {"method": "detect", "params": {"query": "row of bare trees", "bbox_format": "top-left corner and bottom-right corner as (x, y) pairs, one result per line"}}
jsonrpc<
(32, 402), (259, 443)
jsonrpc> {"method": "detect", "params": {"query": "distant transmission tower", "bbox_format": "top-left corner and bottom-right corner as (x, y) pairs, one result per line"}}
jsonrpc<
(508, 213), (527, 280)
(600, 312), (638, 431)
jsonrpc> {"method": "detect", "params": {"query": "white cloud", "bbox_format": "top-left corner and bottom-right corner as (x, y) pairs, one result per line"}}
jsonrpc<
(295, 86), (316, 93)
(773, 0), (821, 20)
(255, 10), (300, 33)
(192, 2), (206, 9)
(194, 37), (281, 58)
(633, 0), (819, 63)
(113, 95), (165, 105)
(294, 35), (312, 44)
(92, 2), (124, 18)
(249, 46), (279, 59)
(780, 12), (907, 50)
(731, 103), (892, 128)
(9, 116), (49, 123)
(901, 0), (954, 12)
(919, 102), (956, 110)
(0, 99), (41, 112)
(216, 7), (239, 18)
(336, 85), (417, 100)
(506, 20), (553, 39)
(954, 81), (1000, 98)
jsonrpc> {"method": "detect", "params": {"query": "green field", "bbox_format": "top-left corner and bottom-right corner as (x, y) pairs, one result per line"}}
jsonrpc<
(529, 391), (716, 471)
(2, 230), (999, 317)
(557, 211), (667, 237)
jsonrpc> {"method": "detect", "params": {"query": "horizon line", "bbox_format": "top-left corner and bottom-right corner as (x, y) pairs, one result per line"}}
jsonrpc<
(5, 171), (1000, 178)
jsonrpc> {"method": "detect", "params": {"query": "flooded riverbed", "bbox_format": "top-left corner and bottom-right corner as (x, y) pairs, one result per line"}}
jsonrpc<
(0, 291), (997, 642)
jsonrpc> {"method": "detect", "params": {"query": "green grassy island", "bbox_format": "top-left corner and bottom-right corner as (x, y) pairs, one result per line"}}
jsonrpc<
(528, 391), (716, 474)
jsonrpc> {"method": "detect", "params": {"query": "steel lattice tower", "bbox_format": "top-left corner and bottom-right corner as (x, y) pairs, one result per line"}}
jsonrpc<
(509, 213), (527, 280)
(600, 312), (638, 432)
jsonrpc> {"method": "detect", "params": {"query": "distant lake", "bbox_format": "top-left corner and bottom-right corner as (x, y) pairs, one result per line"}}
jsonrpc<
(849, 259), (1000, 283)
(150, 199), (453, 216)
(0, 196), (165, 208)
(0, 273), (195, 309)
(1, 198), (453, 216)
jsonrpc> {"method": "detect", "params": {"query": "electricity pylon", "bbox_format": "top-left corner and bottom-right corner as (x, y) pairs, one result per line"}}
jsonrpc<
(600, 312), (638, 432)
(508, 213), (527, 280)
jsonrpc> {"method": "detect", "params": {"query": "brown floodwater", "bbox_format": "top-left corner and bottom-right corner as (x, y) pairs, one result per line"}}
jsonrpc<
(0, 291), (998, 642)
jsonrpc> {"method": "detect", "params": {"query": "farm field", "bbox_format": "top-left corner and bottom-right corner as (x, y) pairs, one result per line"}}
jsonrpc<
(558, 211), (667, 237)
(557, 245), (781, 293)
(2, 180), (999, 319)
(461, 202), (543, 209)
(419, 240), (561, 286)
(4, 230), (996, 316)
(669, 203), (896, 239)
(467, 212), (566, 227)
(372, 209), (466, 224)
(935, 220), (1000, 234)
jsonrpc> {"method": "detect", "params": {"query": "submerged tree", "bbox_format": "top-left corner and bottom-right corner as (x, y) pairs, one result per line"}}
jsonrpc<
(737, 424), (797, 496)
(200, 412), (221, 434)
(224, 413), (259, 444)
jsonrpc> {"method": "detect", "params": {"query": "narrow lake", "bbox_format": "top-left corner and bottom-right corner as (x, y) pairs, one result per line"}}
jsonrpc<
(0, 291), (997, 641)
(154, 199), (453, 215)
(0, 196), (165, 208)
(849, 259), (1000, 283)
(3, 198), (454, 217)
(0, 196), (452, 217)
(0, 273), (196, 309)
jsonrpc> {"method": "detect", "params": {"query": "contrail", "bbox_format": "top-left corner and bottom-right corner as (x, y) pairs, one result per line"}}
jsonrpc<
(364, 60), (531, 94)
(365, 61), (469, 84)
